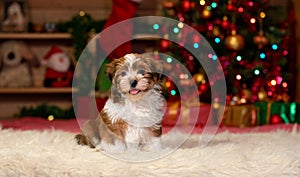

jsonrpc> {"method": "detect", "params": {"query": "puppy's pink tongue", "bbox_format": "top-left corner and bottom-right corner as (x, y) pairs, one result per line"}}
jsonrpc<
(129, 89), (139, 95)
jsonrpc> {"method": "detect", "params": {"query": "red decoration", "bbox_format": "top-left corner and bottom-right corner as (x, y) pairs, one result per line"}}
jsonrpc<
(270, 114), (283, 124)
(221, 18), (230, 29)
(181, 0), (191, 11)
(227, 4), (235, 11)
(43, 46), (73, 87)
(159, 39), (171, 51)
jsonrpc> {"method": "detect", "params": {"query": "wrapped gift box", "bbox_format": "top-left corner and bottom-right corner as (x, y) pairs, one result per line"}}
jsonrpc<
(254, 102), (300, 125)
(222, 104), (259, 128)
(162, 101), (218, 127)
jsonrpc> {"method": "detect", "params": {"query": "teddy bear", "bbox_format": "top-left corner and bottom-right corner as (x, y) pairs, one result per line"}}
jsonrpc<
(0, 40), (39, 87)
(42, 46), (73, 87)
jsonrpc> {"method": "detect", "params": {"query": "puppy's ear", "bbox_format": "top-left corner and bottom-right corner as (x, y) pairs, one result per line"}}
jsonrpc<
(105, 62), (115, 81)
(105, 58), (119, 81)
(105, 57), (125, 103)
(105, 57), (126, 81)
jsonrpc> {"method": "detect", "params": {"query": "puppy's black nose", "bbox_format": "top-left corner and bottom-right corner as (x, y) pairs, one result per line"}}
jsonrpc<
(130, 80), (138, 88)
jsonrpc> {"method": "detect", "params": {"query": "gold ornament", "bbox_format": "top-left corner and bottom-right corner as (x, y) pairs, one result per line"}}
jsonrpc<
(253, 31), (268, 49)
(258, 89), (267, 101)
(213, 27), (221, 36)
(225, 30), (245, 51)
(193, 73), (204, 83)
(201, 8), (212, 19)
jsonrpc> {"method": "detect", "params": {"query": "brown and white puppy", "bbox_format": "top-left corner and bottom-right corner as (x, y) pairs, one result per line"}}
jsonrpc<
(75, 53), (165, 152)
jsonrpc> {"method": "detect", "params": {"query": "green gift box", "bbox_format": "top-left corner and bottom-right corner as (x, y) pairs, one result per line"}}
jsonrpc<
(254, 102), (300, 125)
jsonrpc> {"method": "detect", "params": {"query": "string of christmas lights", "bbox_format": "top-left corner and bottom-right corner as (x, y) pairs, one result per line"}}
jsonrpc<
(159, 0), (295, 104)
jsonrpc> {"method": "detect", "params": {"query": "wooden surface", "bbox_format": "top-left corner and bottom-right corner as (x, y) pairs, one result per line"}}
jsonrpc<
(0, 33), (72, 40)
(0, 87), (76, 94)
(28, 0), (160, 24)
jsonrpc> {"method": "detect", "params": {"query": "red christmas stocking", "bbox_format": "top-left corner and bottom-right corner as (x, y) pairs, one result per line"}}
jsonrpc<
(100, 0), (142, 60)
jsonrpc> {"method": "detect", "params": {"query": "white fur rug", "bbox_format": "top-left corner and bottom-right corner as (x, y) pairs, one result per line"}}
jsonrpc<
(0, 126), (300, 177)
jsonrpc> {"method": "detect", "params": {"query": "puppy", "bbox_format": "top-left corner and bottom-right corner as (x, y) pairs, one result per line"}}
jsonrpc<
(75, 53), (165, 152)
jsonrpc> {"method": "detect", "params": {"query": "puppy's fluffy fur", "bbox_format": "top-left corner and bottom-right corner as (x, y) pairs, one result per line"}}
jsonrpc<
(75, 53), (165, 152)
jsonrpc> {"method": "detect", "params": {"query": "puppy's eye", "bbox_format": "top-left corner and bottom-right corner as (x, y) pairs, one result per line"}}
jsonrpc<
(138, 69), (145, 75)
(121, 71), (127, 76)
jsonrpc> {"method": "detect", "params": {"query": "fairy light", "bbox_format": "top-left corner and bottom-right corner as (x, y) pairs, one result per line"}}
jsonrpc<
(215, 37), (221, 43)
(272, 44), (278, 50)
(212, 55), (218, 60)
(254, 69), (260, 75)
(250, 18), (256, 24)
(153, 23), (160, 30)
(260, 52), (266, 59)
(179, 73), (185, 79)
(236, 74), (242, 80)
(270, 79), (277, 86)
(276, 76), (283, 84)
(48, 115), (54, 121)
(268, 91), (273, 96)
(282, 82), (288, 88)
(260, 12), (266, 19)
(211, 2), (217, 8)
(166, 57), (173, 63)
(173, 27), (180, 34)
(178, 22), (184, 28)
(248, 1), (254, 6)
(165, 81), (171, 88)
(238, 7), (244, 13)
(193, 42), (199, 49)
(170, 90), (176, 95)
(199, 0), (205, 6)
(240, 98), (247, 104)
(79, 10), (86, 17)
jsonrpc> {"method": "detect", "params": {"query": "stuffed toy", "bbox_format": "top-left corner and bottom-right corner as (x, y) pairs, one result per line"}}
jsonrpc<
(0, 40), (39, 87)
(42, 46), (73, 87)
(2, 2), (27, 32)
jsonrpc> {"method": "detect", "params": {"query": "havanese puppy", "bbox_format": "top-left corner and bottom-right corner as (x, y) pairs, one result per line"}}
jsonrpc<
(75, 53), (165, 152)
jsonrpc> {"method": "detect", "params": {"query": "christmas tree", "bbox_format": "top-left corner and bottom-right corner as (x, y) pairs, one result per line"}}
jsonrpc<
(162, 0), (296, 104)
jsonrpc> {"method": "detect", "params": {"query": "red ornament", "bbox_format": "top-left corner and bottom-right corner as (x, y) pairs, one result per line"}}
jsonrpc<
(221, 17), (230, 29)
(159, 39), (171, 51)
(192, 34), (201, 43)
(227, 4), (235, 11)
(270, 114), (283, 124)
(181, 0), (191, 11)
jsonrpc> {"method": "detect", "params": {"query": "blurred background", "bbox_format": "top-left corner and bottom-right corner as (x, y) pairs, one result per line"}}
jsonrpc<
(0, 0), (299, 127)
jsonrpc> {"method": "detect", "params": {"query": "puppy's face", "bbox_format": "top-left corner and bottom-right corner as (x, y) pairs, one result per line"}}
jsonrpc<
(106, 54), (161, 102)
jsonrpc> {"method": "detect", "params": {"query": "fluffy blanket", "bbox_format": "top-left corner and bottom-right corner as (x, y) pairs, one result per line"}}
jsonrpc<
(0, 126), (300, 177)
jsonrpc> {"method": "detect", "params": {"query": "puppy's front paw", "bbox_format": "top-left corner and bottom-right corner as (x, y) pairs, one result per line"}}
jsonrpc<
(75, 134), (95, 148)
